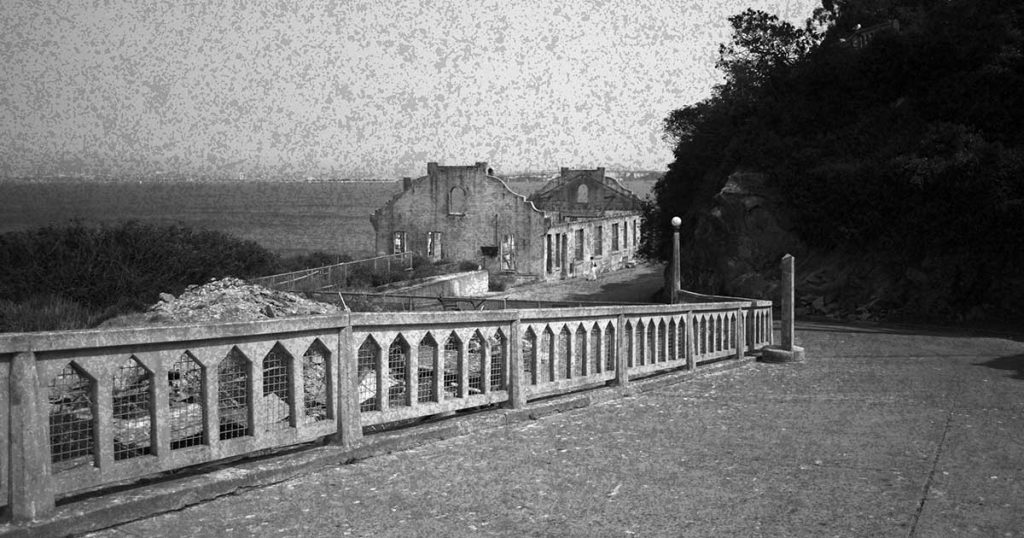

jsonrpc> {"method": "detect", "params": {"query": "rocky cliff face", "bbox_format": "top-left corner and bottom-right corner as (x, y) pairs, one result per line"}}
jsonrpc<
(682, 172), (912, 323)
(682, 171), (804, 301)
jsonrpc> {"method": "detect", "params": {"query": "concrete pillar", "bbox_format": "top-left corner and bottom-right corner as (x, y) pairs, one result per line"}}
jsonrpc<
(669, 216), (681, 304)
(761, 254), (805, 363)
(9, 351), (55, 521)
(781, 254), (794, 349)
(507, 318), (525, 409)
(332, 313), (363, 447)
(614, 314), (630, 387)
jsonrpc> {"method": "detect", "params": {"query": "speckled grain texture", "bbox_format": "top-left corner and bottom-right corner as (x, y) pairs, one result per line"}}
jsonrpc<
(65, 322), (1024, 537)
(1, 1), (817, 179)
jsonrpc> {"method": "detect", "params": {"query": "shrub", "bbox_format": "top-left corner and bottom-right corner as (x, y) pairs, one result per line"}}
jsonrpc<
(0, 221), (279, 317)
(0, 294), (98, 332)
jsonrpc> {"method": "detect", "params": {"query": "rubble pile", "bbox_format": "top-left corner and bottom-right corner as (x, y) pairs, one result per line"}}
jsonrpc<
(103, 277), (342, 327)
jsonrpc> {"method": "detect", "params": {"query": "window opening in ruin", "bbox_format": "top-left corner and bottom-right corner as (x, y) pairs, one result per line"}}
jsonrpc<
(633, 221), (638, 248)
(612, 223), (620, 251)
(576, 184), (589, 204)
(594, 226), (603, 256)
(427, 231), (442, 259)
(448, 186), (467, 215)
(546, 235), (553, 274)
(501, 233), (516, 272)
(392, 231), (406, 254)
(574, 229), (584, 261)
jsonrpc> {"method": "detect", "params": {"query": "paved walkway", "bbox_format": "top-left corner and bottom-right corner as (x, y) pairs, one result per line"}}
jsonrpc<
(78, 321), (1024, 537)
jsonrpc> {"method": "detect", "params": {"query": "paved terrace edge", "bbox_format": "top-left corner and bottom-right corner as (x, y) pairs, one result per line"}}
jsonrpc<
(0, 356), (756, 538)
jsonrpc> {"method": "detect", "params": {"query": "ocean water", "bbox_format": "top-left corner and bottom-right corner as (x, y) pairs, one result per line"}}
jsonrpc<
(0, 178), (655, 257)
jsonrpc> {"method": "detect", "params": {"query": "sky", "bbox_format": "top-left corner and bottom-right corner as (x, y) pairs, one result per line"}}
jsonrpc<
(1, 0), (820, 180)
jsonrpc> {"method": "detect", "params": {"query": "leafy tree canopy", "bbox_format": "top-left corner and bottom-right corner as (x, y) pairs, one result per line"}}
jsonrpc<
(648, 0), (1024, 319)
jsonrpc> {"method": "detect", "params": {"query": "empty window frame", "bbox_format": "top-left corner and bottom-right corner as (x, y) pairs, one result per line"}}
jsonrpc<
(574, 229), (584, 261)
(427, 231), (442, 258)
(392, 231), (407, 254)
(594, 226), (603, 256)
(612, 223), (620, 251)
(448, 186), (467, 215)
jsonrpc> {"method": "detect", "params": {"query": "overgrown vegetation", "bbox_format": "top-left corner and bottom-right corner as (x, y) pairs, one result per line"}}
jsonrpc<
(0, 221), (279, 330)
(647, 0), (1024, 320)
(0, 221), (488, 332)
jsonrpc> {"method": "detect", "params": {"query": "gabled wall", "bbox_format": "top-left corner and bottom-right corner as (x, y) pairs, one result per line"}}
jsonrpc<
(529, 167), (642, 217)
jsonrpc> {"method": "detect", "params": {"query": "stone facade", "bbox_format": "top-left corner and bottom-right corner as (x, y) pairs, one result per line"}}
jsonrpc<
(370, 162), (643, 281)
(528, 167), (642, 218)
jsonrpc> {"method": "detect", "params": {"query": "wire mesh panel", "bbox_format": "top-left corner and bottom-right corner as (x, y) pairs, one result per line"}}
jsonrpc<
(539, 327), (553, 383)
(417, 335), (438, 403)
(716, 315), (723, 352)
(605, 323), (616, 371)
(262, 344), (293, 431)
(700, 317), (707, 355)
(668, 319), (677, 360)
(574, 325), (586, 377)
(590, 323), (602, 374)
(636, 321), (645, 366)
(443, 333), (461, 398)
(48, 362), (94, 472)
(625, 321), (634, 368)
(218, 347), (251, 440)
(657, 320), (666, 362)
(357, 337), (381, 412)
(468, 333), (485, 394)
(558, 326), (571, 379)
(648, 321), (658, 364)
(388, 337), (409, 407)
(678, 319), (687, 361)
(302, 340), (330, 423)
(169, 351), (205, 449)
(522, 328), (536, 385)
(112, 356), (152, 460)
(489, 331), (506, 391)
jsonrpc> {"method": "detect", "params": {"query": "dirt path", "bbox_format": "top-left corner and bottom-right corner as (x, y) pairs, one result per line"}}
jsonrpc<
(495, 262), (666, 304)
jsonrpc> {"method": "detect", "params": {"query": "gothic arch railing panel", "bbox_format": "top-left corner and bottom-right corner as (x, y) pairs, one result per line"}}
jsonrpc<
(4, 300), (771, 512)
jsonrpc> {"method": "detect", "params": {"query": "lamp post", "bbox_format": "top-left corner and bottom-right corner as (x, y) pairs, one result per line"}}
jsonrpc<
(670, 216), (681, 304)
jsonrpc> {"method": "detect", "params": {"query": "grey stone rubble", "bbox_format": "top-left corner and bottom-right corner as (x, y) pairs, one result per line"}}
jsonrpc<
(102, 277), (343, 328)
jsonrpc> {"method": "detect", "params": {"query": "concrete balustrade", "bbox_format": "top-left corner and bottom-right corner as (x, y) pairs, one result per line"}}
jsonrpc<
(0, 299), (771, 523)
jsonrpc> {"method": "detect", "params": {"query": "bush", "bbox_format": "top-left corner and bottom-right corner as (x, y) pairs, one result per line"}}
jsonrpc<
(0, 221), (279, 319)
(0, 294), (98, 332)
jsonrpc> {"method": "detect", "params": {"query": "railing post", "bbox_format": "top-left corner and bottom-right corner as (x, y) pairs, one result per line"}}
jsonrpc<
(734, 307), (745, 360)
(508, 316), (525, 409)
(333, 313), (363, 447)
(761, 255), (805, 362)
(685, 312), (696, 370)
(9, 351), (55, 521)
(614, 314), (629, 387)
(406, 342), (419, 407)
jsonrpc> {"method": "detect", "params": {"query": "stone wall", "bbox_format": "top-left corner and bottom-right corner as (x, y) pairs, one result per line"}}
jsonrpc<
(370, 162), (549, 276)
(381, 270), (489, 297)
(543, 213), (641, 280)
(529, 167), (642, 216)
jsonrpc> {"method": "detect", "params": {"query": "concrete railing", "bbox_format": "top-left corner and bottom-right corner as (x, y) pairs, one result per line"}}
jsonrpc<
(0, 299), (772, 522)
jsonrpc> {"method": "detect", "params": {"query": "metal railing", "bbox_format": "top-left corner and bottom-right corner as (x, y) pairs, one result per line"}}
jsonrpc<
(249, 252), (416, 292)
(0, 298), (772, 522)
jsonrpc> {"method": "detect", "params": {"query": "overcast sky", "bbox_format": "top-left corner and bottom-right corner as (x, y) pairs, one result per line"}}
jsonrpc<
(1, 0), (818, 180)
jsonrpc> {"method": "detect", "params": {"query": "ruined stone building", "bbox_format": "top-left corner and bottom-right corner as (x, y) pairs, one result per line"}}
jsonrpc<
(370, 162), (643, 281)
